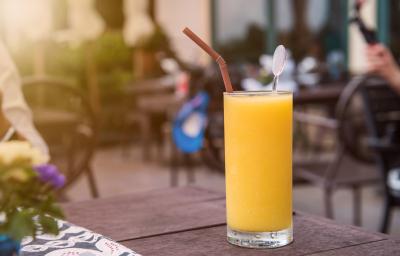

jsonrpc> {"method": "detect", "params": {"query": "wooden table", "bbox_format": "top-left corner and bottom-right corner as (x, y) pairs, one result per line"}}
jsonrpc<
(62, 187), (399, 255)
(294, 83), (345, 106)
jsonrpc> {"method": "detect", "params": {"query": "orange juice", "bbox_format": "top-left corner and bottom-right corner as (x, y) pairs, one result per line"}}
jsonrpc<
(224, 91), (292, 233)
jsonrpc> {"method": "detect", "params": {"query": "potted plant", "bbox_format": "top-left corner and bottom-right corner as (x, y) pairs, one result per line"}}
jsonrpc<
(0, 141), (65, 256)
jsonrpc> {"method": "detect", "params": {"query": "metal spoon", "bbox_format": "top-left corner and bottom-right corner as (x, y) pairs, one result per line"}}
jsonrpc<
(272, 45), (287, 92)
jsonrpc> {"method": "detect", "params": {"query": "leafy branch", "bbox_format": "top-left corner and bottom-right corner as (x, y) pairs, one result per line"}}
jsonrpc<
(0, 162), (64, 241)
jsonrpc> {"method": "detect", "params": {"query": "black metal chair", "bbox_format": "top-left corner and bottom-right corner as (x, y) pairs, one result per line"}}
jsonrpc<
(359, 78), (400, 233)
(22, 77), (99, 198)
(294, 76), (381, 226)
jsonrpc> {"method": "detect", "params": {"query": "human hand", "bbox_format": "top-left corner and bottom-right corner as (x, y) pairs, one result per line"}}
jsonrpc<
(366, 44), (400, 88)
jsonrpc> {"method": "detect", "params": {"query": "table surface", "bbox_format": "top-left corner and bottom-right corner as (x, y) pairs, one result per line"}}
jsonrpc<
(62, 187), (399, 255)
(294, 83), (345, 105)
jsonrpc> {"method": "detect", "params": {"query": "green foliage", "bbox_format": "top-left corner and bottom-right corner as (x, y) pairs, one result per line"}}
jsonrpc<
(93, 32), (133, 91)
(98, 68), (133, 93)
(218, 23), (265, 63)
(7, 209), (36, 242)
(38, 215), (59, 235)
(46, 41), (85, 86)
(0, 163), (64, 241)
(46, 31), (133, 92)
(93, 31), (132, 72)
(135, 24), (171, 52)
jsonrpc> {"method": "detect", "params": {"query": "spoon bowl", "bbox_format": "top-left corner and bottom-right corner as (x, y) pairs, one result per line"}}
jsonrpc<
(272, 45), (287, 77)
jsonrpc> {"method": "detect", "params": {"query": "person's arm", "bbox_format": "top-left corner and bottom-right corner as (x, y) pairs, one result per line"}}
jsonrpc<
(0, 41), (49, 156)
(366, 44), (400, 94)
(0, 98), (10, 136)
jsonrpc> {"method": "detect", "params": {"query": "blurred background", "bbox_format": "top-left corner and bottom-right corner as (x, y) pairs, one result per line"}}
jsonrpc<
(0, 0), (399, 237)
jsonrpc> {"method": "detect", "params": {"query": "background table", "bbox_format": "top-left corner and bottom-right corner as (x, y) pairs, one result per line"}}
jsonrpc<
(294, 83), (344, 106)
(63, 187), (399, 255)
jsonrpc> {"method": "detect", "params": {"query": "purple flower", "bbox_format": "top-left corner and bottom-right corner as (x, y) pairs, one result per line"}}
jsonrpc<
(52, 174), (66, 189)
(34, 164), (65, 189)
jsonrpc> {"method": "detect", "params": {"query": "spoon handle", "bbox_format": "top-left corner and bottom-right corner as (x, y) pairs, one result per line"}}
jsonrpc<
(272, 76), (279, 92)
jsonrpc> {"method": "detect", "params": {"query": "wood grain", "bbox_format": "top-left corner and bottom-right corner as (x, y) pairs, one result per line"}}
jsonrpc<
(63, 186), (396, 255)
(122, 213), (386, 256)
(314, 239), (400, 256)
(62, 186), (225, 241)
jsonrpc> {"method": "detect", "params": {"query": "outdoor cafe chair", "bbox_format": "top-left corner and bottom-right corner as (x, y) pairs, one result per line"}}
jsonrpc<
(293, 75), (382, 226)
(360, 78), (400, 233)
(22, 77), (99, 199)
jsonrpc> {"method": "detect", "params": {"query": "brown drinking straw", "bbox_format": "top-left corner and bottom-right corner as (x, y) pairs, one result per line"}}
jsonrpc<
(183, 27), (234, 92)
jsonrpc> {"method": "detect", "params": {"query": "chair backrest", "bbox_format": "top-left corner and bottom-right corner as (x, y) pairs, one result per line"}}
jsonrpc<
(335, 76), (376, 162)
(22, 77), (97, 191)
(359, 78), (400, 174)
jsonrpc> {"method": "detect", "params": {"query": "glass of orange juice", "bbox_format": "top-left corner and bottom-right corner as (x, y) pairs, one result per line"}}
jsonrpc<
(224, 90), (293, 248)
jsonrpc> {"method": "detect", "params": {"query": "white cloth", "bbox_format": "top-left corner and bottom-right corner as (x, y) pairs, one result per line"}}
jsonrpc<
(0, 41), (49, 157)
(67, 0), (105, 42)
(123, 0), (155, 47)
(1, 0), (52, 48)
(21, 219), (141, 256)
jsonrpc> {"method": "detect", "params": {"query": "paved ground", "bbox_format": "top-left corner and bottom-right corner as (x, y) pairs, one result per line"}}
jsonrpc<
(66, 146), (400, 238)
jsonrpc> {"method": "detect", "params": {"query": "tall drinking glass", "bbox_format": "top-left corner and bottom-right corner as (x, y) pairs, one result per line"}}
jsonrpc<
(224, 91), (293, 248)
